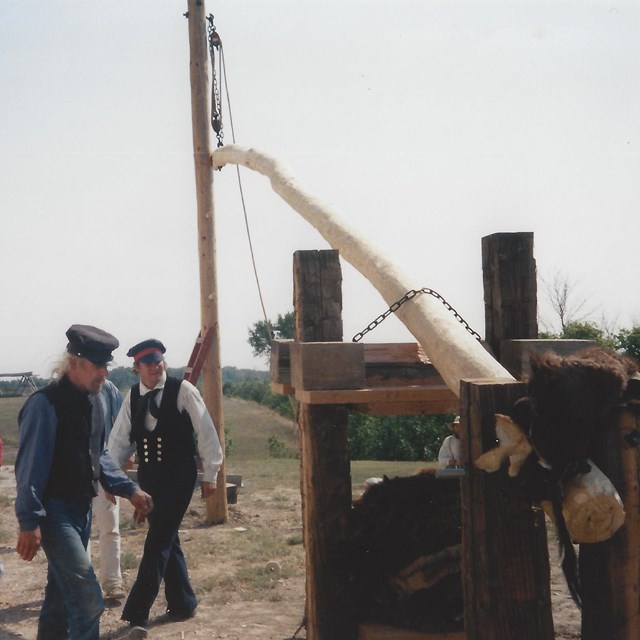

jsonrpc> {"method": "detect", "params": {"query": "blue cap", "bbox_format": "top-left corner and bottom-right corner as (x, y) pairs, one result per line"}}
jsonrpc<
(127, 339), (166, 364)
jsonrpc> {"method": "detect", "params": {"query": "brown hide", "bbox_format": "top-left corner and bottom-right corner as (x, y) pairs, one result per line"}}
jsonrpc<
(510, 347), (637, 608)
(514, 347), (637, 473)
(348, 472), (463, 633)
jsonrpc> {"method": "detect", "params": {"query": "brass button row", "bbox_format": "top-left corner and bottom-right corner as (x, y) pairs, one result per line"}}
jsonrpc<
(141, 436), (164, 463)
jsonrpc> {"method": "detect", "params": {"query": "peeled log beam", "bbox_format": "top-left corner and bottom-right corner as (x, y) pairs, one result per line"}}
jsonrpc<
(211, 145), (512, 397)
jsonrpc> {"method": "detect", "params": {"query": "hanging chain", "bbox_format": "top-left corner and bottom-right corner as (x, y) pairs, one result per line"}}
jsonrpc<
(207, 14), (224, 147)
(352, 288), (481, 342)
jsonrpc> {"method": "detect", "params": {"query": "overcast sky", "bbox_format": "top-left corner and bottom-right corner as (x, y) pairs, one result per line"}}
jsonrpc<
(1, 0), (638, 378)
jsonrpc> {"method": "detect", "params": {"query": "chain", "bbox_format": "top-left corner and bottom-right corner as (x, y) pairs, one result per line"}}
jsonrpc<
(352, 288), (481, 342)
(207, 14), (224, 147)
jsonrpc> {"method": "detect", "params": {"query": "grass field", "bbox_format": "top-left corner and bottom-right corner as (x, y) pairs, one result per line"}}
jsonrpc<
(0, 394), (425, 485)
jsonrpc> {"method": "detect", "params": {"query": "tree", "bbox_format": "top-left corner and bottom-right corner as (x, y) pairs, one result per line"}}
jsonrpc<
(562, 321), (616, 349)
(540, 271), (594, 334)
(616, 326), (640, 363)
(348, 413), (453, 461)
(248, 312), (295, 359)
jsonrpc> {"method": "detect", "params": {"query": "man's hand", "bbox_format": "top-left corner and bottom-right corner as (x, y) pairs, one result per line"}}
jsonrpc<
(17, 528), (41, 562)
(129, 489), (153, 519)
(201, 481), (217, 500)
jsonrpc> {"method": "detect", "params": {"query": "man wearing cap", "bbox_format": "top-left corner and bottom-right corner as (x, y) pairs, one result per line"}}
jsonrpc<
(438, 416), (462, 467)
(108, 338), (223, 638)
(14, 324), (154, 640)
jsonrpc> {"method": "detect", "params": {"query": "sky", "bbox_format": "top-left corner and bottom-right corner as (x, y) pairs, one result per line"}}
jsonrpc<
(1, 0), (639, 378)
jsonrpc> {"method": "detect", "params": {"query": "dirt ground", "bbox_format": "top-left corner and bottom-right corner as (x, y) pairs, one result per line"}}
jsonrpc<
(0, 463), (581, 639)
(0, 464), (307, 640)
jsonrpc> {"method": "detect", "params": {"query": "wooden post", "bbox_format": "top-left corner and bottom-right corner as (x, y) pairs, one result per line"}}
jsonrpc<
(482, 232), (538, 361)
(460, 379), (555, 640)
(293, 250), (357, 640)
(579, 399), (640, 640)
(186, 0), (227, 524)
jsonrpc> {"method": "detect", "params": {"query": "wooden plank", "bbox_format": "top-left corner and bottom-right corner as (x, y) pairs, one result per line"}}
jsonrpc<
(295, 384), (457, 406)
(358, 622), (465, 640)
(351, 400), (458, 416)
(500, 338), (596, 379)
(290, 341), (365, 390)
(363, 342), (427, 364)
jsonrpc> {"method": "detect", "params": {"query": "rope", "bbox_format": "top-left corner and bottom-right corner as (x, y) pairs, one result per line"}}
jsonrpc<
(211, 18), (274, 345)
(209, 18), (296, 418)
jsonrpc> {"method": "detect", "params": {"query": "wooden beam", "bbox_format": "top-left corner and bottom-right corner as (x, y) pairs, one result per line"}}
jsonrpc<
(461, 379), (554, 640)
(351, 400), (457, 416)
(271, 340), (454, 390)
(270, 339), (293, 387)
(579, 394), (640, 640)
(186, 0), (226, 524)
(213, 145), (514, 397)
(482, 232), (538, 360)
(296, 384), (457, 409)
(290, 341), (365, 390)
(294, 250), (357, 640)
(358, 622), (465, 640)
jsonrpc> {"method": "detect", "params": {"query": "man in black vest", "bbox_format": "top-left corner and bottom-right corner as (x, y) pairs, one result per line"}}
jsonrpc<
(108, 339), (223, 639)
(15, 324), (154, 640)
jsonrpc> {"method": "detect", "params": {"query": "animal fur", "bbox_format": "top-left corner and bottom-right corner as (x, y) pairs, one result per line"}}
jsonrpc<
(510, 347), (638, 608)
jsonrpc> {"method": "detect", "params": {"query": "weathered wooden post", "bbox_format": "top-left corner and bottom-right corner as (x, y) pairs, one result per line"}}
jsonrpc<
(579, 385), (640, 640)
(459, 231), (554, 639)
(293, 249), (357, 640)
(460, 379), (555, 639)
(186, 0), (227, 524)
(482, 232), (538, 360)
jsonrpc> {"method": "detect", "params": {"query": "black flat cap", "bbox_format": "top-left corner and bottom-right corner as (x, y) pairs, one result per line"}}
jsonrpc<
(66, 324), (119, 366)
(127, 339), (166, 364)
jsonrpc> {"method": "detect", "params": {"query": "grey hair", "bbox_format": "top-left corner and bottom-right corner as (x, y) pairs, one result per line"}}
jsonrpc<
(50, 352), (74, 380)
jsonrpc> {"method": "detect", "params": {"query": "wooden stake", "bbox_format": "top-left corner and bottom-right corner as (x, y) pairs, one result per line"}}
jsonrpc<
(186, 0), (227, 524)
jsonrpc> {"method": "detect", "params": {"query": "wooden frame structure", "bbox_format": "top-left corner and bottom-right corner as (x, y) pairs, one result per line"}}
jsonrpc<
(0, 372), (38, 397)
(271, 233), (640, 640)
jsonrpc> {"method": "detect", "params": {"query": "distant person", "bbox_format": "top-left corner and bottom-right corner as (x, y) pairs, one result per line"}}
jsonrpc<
(108, 339), (223, 639)
(14, 324), (154, 640)
(438, 416), (462, 466)
(91, 378), (126, 601)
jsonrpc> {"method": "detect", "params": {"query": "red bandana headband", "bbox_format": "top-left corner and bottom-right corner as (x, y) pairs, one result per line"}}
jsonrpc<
(133, 347), (163, 362)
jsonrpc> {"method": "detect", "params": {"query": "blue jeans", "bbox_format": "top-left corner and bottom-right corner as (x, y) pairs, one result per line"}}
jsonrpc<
(38, 498), (104, 640)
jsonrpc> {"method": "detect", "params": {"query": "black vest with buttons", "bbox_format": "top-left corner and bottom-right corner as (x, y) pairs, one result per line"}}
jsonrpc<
(130, 376), (196, 467)
(36, 376), (97, 501)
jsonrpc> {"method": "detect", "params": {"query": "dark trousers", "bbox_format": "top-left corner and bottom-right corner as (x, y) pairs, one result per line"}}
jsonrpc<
(122, 457), (198, 627)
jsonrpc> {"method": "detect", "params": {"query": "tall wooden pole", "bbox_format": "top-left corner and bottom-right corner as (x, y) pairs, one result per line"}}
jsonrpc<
(186, 0), (227, 524)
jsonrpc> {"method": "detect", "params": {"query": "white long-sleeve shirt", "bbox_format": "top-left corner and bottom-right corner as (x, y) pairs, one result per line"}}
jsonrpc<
(437, 435), (461, 466)
(108, 372), (223, 484)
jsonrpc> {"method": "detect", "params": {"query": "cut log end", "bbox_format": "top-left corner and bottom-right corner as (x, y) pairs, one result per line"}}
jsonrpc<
(562, 488), (625, 543)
